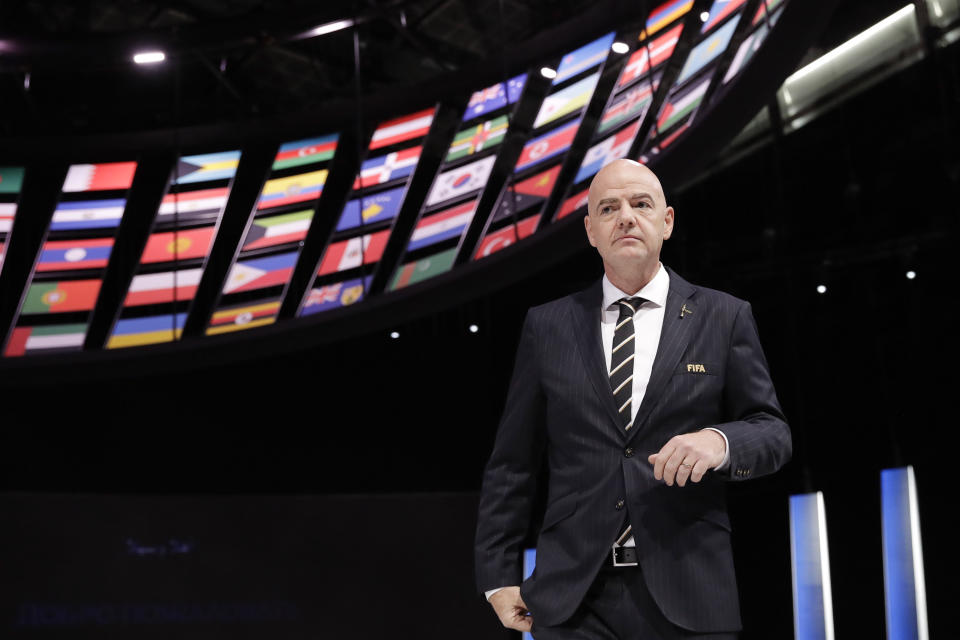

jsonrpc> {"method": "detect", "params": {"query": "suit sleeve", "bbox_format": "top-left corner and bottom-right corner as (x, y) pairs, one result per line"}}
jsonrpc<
(712, 301), (792, 481)
(474, 310), (547, 595)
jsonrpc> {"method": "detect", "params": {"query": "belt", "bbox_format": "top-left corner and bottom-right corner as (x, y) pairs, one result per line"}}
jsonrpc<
(611, 546), (639, 567)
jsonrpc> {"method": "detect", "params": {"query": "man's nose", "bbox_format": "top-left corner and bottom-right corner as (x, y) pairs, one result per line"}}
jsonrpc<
(617, 201), (637, 226)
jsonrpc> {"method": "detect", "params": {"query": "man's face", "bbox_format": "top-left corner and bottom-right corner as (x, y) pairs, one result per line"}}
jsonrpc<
(584, 160), (673, 270)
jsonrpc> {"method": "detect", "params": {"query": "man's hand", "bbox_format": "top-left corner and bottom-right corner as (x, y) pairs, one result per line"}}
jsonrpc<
(489, 586), (532, 632)
(647, 430), (726, 487)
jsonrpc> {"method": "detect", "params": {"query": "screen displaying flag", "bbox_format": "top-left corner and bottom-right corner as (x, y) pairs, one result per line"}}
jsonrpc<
(300, 276), (371, 316)
(62, 162), (137, 193)
(0, 166), (24, 194)
(724, 10), (778, 83)
(677, 13), (741, 84)
(176, 151), (241, 184)
(534, 72), (600, 129)
(257, 169), (328, 210)
(4, 323), (87, 357)
(407, 199), (477, 252)
(599, 78), (656, 135)
(158, 187), (230, 224)
(370, 108), (435, 150)
(273, 134), (338, 170)
(552, 33), (615, 85)
(337, 185), (406, 232)
(617, 24), (683, 89)
(141, 226), (216, 264)
(701, 0), (746, 33)
(51, 198), (126, 230)
(22, 279), (101, 314)
(474, 215), (540, 260)
(575, 119), (642, 184)
(37, 238), (114, 272)
(753, 0), (785, 25)
(494, 164), (561, 221)
(515, 119), (580, 173)
(208, 299), (280, 335)
(463, 74), (527, 121)
(318, 230), (390, 276)
(243, 209), (313, 251)
(647, 0), (693, 36)
(657, 77), (711, 133)
(425, 155), (496, 207)
(556, 188), (590, 220)
(222, 251), (298, 294)
(1, 202), (18, 233)
(447, 115), (509, 162)
(658, 122), (692, 150)
(124, 267), (203, 307)
(354, 146), (422, 189)
(108, 313), (186, 349)
(390, 247), (457, 290)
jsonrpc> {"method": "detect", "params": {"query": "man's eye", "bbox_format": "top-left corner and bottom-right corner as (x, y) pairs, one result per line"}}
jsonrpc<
(633, 201), (650, 209)
(599, 206), (614, 215)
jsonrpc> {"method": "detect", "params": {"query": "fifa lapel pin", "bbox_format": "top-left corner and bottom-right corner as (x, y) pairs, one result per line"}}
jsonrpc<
(680, 303), (692, 318)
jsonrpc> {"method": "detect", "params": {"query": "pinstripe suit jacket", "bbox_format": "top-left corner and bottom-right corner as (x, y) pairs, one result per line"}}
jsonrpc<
(475, 267), (791, 632)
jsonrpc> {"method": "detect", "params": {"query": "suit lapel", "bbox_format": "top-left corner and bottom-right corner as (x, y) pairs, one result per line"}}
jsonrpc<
(570, 281), (624, 433)
(626, 268), (697, 445)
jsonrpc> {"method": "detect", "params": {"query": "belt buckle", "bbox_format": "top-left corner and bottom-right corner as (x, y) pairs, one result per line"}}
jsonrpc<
(611, 545), (638, 567)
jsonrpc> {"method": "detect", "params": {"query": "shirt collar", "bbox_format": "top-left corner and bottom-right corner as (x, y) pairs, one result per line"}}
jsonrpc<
(601, 263), (670, 311)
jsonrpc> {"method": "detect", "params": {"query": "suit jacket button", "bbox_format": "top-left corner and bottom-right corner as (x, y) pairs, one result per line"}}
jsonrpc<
(615, 500), (624, 510)
(624, 447), (634, 458)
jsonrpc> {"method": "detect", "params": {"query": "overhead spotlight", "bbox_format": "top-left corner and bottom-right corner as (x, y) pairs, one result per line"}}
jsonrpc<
(906, 270), (916, 280)
(700, 11), (710, 22)
(611, 41), (630, 54)
(133, 51), (165, 64)
(540, 67), (557, 79)
(469, 324), (479, 334)
(816, 284), (827, 294)
(390, 330), (400, 339)
(308, 19), (354, 38)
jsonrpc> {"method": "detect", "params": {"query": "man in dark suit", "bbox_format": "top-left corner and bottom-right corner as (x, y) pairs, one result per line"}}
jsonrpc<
(475, 159), (791, 639)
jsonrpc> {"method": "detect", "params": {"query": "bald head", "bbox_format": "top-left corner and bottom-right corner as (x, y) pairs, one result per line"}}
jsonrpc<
(587, 159), (667, 215)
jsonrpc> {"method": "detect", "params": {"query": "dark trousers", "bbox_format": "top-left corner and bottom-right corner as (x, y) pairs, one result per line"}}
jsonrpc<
(531, 565), (739, 640)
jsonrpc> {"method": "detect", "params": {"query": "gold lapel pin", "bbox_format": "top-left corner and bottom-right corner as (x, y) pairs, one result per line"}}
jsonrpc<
(680, 303), (693, 318)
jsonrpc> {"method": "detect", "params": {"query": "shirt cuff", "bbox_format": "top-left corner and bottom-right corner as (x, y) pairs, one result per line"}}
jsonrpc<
(702, 427), (730, 470)
(485, 587), (508, 601)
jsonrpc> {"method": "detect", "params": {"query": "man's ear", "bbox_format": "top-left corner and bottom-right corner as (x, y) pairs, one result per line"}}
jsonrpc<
(583, 214), (598, 247)
(663, 206), (674, 240)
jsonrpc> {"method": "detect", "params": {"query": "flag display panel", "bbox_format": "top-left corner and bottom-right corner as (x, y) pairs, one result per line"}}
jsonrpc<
(207, 297), (281, 335)
(299, 276), (372, 317)
(389, 246), (457, 291)
(462, 75), (527, 121)
(0, 166), (24, 274)
(552, 33), (614, 85)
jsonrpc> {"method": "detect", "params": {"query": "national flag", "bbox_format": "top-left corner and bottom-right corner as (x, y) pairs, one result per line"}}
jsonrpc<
(646, 0), (693, 37)
(514, 119), (580, 173)
(447, 116), (509, 162)
(473, 215), (540, 260)
(617, 24), (682, 89)
(257, 169), (328, 210)
(724, 22), (768, 84)
(463, 74), (527, 121)
(659, 121), (692, 149)
(62, 162), (137, 192)
(37, 238), (114, 271)
(425, 155), (496, 207)
(175, 151), (241, 184)
(124, 267), (203, 306)
(408, 199), (477, 252)
(318, 230), (390, 276)
(300, 276), (371, 316)
(338, 186), (405, 232)
(575, 120), (642, 185)
(222, 251), (299, 294)
(599, 79), (656, 135)
(753, 0), (784, 25)
(534, 73), (600, 129)
(553, 33), (615, 85)
(354, 146), (422, 189)
(390, 247), (457, 290)
(369, 108), (435, 150)
(51, 198), (125, 231)
(273, 134), (338, 170)
(494, 164), (561, 221)
(243, 209), (313, 251)
(22, 279), (101, 314)
(141, 226), (216, 264)
(1, 202), (16, 233)
(657, 77), (711, 133)
(556, 188), (590, 220)
(4, 323), (87, 357)
(158, 187), (230, 224)
(701, 0), (746, 33)
(0, 166), (24, 194)
(108, 313), (186, 349)
(676, 13), (741, 84)
(207, 300), (280, 335)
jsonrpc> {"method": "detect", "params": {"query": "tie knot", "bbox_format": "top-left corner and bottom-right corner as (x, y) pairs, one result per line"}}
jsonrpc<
(615, 297), (645, 318)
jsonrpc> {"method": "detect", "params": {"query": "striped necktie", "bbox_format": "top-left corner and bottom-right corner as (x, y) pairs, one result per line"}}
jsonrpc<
(609, 297), (645, 430)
